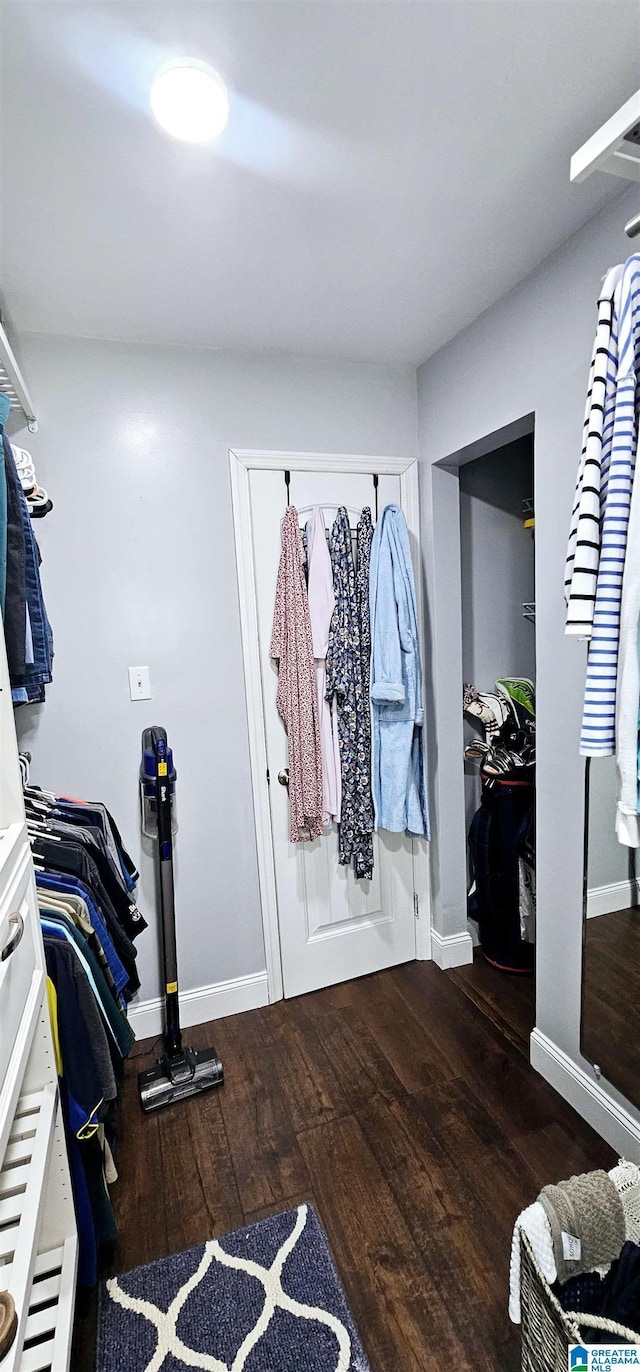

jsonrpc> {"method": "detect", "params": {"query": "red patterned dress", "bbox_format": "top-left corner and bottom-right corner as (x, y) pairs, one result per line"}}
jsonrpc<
(270, 506), (324, 842)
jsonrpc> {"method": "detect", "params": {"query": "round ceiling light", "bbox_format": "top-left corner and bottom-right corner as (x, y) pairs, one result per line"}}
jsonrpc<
(150, 60), (229, 143)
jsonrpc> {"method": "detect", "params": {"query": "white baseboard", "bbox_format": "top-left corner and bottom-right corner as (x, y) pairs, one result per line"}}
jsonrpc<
(467, 917), (480, 948)
(587, 878), (640, 918)
(128, 969), (269, 1040)
(430, 928), (474, 970)
(530, 1028), (640, 1160)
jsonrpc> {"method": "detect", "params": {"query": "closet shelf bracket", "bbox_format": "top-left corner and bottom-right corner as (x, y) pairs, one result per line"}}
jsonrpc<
(0, 321), (38, 433)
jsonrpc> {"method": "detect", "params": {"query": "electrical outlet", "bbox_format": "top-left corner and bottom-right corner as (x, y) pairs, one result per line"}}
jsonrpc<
(128, 666), (151, 701)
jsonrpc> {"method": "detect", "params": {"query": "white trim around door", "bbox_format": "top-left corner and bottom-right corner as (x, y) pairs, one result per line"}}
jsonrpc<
(229, 448), (431, 1003)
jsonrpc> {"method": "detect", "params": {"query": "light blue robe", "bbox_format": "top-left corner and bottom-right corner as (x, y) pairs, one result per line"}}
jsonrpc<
(369, 504), (430, 838)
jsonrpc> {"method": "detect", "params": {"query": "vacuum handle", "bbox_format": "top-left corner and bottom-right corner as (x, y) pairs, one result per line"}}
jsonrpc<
(151, 728), (182, 1057)
(150, 725), (168, 754)
(154, 735), (173, 859)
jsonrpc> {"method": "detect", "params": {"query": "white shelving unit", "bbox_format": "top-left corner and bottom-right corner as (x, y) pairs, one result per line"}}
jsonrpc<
(571, 89), (640, 185)
(0, 591), (77, 1369)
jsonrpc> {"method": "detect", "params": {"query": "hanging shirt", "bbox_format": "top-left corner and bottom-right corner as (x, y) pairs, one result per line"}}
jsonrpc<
(565, 263), (623, 634)
(580, 255), (640, 756)
(369, 504), (429, 837)
(2, 429), (26, 684)
(356, 506), (374, 827)
(39, 913), (133, 1057)
(326, 507), (374, 879)
(32, 863), (139, 995)
(37, 883), (127, 1002)
(615, 441), (640, 844)
(306, 507), (341, 826)
(615, 264), (640, 838)
(2, 433), (53, 705)
(270, 505), (323, 842)
(43, 934), (117, 1132)
(356, 506), (374, 711)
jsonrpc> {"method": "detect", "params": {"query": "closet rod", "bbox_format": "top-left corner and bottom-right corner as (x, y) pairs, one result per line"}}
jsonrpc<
(0, 319), (37, 432)
(625, 211), (640, 240)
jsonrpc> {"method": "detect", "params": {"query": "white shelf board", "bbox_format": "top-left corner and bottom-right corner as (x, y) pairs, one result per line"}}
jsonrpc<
(0, 321), (37, 432)
(571, 89), (640, 184)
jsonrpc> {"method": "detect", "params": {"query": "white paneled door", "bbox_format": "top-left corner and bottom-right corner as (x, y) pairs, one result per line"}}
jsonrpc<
(232, 454), (426, 1000)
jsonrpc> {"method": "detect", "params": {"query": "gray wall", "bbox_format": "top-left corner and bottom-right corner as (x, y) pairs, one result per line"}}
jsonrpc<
(460, 441), (535, 830)
(13, 334), (417, 1007)
(418, 186), (637, 1110)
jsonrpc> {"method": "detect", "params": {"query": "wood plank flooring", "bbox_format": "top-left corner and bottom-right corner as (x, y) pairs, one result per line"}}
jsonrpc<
(77, 961), (613, 1372)
(448, 946), (536, 1055)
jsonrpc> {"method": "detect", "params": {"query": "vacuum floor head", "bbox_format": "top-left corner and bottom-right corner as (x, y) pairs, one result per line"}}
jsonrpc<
(138, 1045), (224, 1113)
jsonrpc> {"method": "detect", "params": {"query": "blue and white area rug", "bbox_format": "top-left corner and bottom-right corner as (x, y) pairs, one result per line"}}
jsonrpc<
(98, 1204), (371, 1372)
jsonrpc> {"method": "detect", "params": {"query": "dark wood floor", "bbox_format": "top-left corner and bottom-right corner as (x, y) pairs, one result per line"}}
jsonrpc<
(448, 946), (536, 1055)
(583, 906), (640, 1107)
(77, 960), (612, 1372)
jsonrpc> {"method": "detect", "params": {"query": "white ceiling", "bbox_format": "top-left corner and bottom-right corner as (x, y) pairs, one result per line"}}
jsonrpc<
(1, 1), (639, 365)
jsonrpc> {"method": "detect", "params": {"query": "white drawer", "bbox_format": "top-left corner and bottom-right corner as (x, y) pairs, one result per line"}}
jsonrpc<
(0, 824), (29, 893)
(0, 844), (39, 1092)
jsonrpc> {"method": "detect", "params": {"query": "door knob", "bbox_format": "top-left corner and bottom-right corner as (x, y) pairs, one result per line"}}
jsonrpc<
(278, 768), (289, 787)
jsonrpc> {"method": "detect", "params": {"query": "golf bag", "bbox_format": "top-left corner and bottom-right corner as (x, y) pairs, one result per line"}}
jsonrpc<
(468, 776), (535, 973)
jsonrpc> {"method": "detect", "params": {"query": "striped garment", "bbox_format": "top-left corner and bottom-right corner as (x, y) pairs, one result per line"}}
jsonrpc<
(580, 254), (640, 757)
(615, 430), (640, 845)
(565, 263), (622, 634)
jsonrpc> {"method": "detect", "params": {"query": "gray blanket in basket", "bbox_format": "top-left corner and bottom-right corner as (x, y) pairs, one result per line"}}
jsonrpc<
(540, 1170), (625, 1284)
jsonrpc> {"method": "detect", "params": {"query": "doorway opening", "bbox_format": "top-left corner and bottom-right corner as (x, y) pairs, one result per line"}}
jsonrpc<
(430, 414), (536, 1049)
(453, 434), (536, 1040)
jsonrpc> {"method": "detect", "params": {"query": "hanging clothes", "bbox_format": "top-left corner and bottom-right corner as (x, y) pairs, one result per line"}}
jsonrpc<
(28, 783), (142, 1285)
(356, 505), (374, 838)
(564, 263), (623, 635)
(3, 427), (27, 686)
(326, 506), (374, 879)
(306, 507), (341, 826)
(1, 428), (53, 703)
(369, 503), (429, 838)
(270, 505), (323, 842)
(0, 395), (9, 622)
(577, 254), (640, 758)
(0, 395), (53, 703)
(616, 421), (640, 844)
(356, 506), (374, 712)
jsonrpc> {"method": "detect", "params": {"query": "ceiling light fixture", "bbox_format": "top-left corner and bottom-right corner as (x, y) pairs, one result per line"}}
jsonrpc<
(150, 59), (229, 144)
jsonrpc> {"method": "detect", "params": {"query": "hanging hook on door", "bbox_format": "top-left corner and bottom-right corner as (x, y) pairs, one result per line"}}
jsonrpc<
(372, 473), (379, 521)
(284, 470), (291, 506)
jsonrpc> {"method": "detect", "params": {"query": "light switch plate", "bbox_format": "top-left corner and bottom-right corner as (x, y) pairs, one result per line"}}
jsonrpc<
(128, 666), (151, 701)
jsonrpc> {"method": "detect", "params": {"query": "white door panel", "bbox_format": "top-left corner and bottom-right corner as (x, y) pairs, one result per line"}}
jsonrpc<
(250, 465), (417, 999)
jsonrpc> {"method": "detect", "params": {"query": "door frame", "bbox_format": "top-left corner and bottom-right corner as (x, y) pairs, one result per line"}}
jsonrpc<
(427, 414), (534, 965)
(229, 448), (431, 1003)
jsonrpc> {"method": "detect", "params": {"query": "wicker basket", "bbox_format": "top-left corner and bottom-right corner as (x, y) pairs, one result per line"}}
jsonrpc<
(520, 1230), (640, 1370)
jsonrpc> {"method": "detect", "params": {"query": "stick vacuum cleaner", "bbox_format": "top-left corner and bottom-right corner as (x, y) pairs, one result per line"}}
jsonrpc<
(138, 727), (224, 1113)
